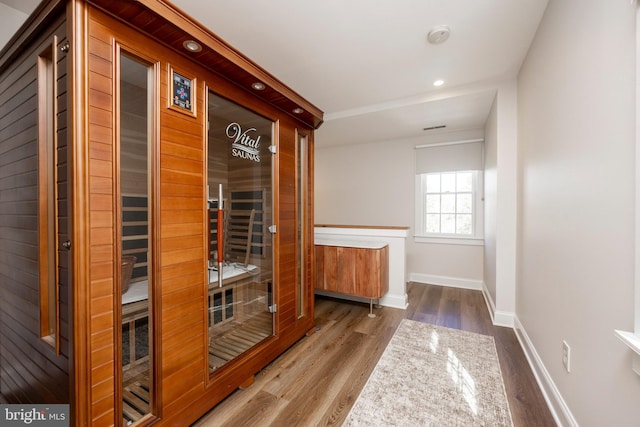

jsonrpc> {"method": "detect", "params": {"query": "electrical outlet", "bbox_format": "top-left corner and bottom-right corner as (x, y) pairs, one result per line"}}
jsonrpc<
(562, 340), (571, 373)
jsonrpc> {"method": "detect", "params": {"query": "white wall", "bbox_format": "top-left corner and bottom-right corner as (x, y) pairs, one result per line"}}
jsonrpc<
(482, 81), (518, 327)
(0, 4), (27, 51)
(494, 80), (519, 325)
(484, 97), (498, 305)
(516, 0), (638, 425)
(314, 129), (485, 285)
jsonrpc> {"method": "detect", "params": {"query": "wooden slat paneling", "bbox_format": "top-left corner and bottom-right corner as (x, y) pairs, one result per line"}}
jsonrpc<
(87, 12), (116, 424)
(0, 12), (70, 405)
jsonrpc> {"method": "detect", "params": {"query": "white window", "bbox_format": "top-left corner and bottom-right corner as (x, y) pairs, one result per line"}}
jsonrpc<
(416, 171), (483, 240)
(414, 140), (484, 244)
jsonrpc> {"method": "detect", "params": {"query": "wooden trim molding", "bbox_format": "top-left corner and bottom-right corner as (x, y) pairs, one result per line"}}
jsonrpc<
(315, 224), (411, 230)
(37, 37), (60, 351)
(69, 0), (91, 424)
(138, 0), (322, 120)
(88, 0), (323, 129)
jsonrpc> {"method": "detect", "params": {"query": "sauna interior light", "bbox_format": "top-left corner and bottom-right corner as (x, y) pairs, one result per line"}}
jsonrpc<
(433, 79), (444, 87)
(252, 82), (266, 90)
(183, 40), (202, 52)
(292, 107), (304, 114)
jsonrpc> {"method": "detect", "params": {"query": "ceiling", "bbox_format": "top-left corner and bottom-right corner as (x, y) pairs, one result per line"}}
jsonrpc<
(0, 0), (36, 13)
(0, 0), (549, 147)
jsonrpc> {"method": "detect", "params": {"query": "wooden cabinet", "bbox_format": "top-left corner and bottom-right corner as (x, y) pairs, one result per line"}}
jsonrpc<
(315, 244), (389, 300)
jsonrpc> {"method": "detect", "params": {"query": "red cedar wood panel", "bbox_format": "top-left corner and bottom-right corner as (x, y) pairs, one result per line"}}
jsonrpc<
(277, 130), (298, 324)
(87, 16), (117, 423)
(300, 130), (316, 326)
(158, 61), (207, 406)
(85, 5), (317, 425)
(0, 11), (70, 404)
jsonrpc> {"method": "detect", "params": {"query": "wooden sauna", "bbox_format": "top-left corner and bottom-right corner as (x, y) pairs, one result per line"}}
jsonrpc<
(0, 0), (321, 425)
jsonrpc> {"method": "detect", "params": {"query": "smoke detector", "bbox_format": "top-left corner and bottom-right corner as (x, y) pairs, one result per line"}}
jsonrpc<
(427, 26), (451, 44)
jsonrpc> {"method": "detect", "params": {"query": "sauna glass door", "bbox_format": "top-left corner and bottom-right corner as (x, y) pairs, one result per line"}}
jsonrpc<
(207, 92), (274, 373)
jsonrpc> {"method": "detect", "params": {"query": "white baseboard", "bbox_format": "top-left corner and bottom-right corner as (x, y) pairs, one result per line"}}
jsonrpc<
(480, 282), (514, 327)
(410, 273), (483, 290)
(513, 315), (578, 427)
(380, 292), (409, 309)
(481, 282), (498, 324)
(493, 310), (515, 328)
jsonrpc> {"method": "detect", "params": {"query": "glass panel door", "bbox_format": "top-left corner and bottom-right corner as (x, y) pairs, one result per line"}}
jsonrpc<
(207, 92), (274, 374)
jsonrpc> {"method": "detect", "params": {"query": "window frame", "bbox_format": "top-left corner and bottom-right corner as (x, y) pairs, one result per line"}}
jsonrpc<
(414, 170), (484, 245)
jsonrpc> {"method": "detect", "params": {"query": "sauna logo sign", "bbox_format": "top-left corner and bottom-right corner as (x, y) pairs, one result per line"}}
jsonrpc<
(225, 122), (261, 163)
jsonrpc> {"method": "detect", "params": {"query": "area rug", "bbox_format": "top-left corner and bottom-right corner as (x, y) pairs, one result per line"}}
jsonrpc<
(343, 319), (513, 426)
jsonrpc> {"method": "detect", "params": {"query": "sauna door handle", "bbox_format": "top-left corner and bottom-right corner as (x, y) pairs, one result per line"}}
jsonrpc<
(217, 184), (224, 288)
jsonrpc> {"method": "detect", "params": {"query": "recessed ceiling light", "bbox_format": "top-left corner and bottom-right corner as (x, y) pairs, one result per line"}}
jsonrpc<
(427, 26), (451, 44)
(183, 40), (202, 52)
(252, 82), (266, 90)
(433, 79), (444, 87)
(292, 108), (304, 114)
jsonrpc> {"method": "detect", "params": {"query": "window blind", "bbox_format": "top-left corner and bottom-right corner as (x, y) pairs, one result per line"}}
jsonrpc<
(415, 140), (484, 174)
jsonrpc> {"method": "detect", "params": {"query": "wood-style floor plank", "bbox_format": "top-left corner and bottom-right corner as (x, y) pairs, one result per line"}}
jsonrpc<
(193, 283), (556, 427)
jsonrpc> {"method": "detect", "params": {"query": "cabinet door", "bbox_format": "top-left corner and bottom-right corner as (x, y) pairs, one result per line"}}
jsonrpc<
(336, 247), (357, 295)
(320, 245), (338, 292)
(355, 249), (378, 298)
(314, 245), (325, 290)
(355, 246), (389, 298)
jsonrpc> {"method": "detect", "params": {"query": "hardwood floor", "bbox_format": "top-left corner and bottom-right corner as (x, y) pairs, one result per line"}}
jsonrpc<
(193, 283), (556, 426)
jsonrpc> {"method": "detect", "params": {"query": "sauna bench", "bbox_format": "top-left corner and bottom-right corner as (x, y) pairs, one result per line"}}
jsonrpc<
(121, 264), (260, 369)
(314, 241), (389, 315)
(121, 264), (260, 312)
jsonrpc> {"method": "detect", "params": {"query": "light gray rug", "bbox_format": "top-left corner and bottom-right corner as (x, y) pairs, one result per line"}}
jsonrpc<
(343, 319), (513, 427)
